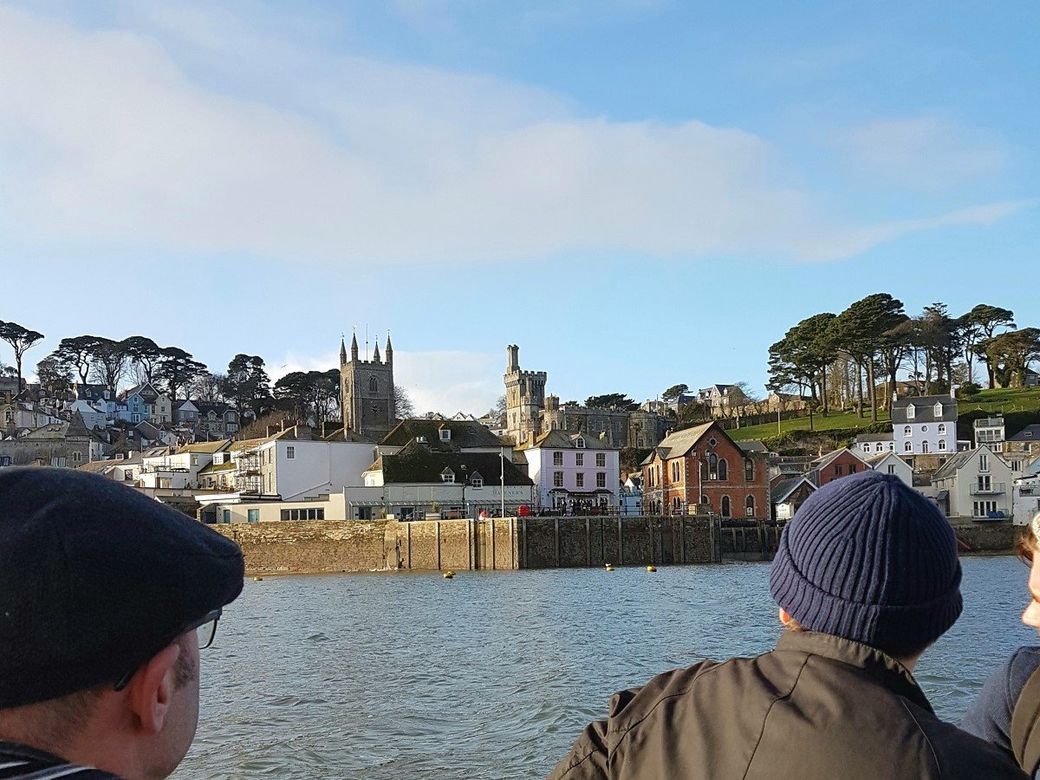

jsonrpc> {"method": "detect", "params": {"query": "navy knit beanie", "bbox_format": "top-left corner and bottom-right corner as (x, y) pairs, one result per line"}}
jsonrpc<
(770, 470), (962, 657)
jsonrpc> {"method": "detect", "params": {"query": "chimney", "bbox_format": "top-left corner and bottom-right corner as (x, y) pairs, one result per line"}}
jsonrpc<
(506, 344), (519, 372)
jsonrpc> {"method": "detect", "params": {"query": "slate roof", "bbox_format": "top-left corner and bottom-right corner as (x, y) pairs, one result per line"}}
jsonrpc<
(176, 440), (230, 454)
(854, 432), (894, 443)
(932, 449), (977, 481)
(650, 422), (715, 460)
(381, 418), (504, 451)
(891, 395), (958, 424)
(864, 452), (908, 468)
(1009, 424), (1040, 442)
(517, 429), (614, 451)
(323, 427), (372, 443)
(737, 440), (768, 454)
(372, 440), (533, 486)
(118, 383), (160, 402)
(772, 476), (816, 504)
(809, 448), (868, 471)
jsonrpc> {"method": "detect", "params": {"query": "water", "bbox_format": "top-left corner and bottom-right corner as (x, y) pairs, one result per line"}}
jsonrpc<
(176, 557), (1036, 779)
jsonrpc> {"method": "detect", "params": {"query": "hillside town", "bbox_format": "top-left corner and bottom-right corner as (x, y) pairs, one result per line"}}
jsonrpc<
(1, 319), (1038, 529)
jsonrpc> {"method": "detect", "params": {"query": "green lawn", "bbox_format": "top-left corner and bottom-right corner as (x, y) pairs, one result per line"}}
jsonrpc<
(727, 387), (1040, 443)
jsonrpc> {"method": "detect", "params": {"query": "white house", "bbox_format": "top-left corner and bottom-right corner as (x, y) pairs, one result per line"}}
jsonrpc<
(207, 492), (350, 524)
(865, 452), (913, 488)
(1013, 469), (1040, 526)
(891, 394), (958, 456)
(138, 440), (229, 489)
(620, 475), (643, 515)
(361, 439), (534, 520)
(257, 425), (376, 501)
(854, 432), (895, 456)
(931, 445), (1014, 519)
(974, 416), (1006, 452)
(516, 429), (621, 512)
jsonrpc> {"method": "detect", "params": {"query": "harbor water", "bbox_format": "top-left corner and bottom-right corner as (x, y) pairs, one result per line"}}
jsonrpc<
(176, 556), (1035, 779)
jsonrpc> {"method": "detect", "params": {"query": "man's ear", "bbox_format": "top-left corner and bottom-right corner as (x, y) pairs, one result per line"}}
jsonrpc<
(126, 643), (181, 734)
(778, 607), (794, 627)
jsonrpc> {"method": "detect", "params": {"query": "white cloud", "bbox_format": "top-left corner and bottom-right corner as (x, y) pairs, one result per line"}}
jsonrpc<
(273, 349), (501, 416)
(0, 5), (1024, 266)
(836, 116), (1005, 190)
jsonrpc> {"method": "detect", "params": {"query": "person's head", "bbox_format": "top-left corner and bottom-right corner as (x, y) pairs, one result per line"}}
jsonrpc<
(769, 471), (962, 667)
(0, 467), (244, 779)
(1018, 513), (1040, 631)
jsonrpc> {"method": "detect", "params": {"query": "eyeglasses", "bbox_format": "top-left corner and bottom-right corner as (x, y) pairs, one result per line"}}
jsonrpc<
(113, 607), (223, 691)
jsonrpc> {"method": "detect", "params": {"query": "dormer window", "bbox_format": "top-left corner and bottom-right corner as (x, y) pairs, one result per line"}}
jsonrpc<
(439, 427), (451, 442)
(441, 468), (455, 484)
(934, 403), (943, 417)
(575, 436), (586, 449)
(470, 471), (483, 488)
(906, 405), (915, 420)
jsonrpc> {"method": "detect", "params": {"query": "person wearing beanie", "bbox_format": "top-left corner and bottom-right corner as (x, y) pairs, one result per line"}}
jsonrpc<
(0, 467), (244, 779)
(961, 512), (1040, 777)
(549, 471), (1025, 780)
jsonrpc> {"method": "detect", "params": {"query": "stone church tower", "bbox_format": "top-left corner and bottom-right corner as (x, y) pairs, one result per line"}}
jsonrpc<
(340, 333), (396, 441)
(504, 344), (546, 445)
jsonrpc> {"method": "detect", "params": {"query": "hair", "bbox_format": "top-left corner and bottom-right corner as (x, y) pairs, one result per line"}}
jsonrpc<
(782, 613), (929, 662)
(1019, 516), (1040, 563)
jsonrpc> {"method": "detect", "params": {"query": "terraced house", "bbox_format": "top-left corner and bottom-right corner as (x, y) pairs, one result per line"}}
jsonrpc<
(641, 421), (769, 519)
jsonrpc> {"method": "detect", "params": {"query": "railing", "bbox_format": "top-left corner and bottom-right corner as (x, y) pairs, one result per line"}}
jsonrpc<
(970, 482), (1006, 495)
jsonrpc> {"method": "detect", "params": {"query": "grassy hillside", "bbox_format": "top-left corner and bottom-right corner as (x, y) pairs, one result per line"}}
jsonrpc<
(727, 387), (1040, 446)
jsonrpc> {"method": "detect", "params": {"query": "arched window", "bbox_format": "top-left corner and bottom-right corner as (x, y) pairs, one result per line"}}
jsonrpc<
(708, 453), (718, 478)
(717, 458), (728, 481)
(938, 424), (946, 434)
(721, 496), (731, 517)
(938, 439), (947, 451)
(745, 459), (754, 481)
(922, 440), (929, 453)
(369, 376), (378, 393)
(700, 459), (709, 481)
(905, 441), (913, 452)
(904, 426), (912, 436)
(700, 495), (709, 507)
(745, 495), (755, 517)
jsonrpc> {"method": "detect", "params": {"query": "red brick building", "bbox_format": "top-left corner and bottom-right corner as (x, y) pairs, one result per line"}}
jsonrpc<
(641, 421), (770, 518)
(808, 448), (870, 487)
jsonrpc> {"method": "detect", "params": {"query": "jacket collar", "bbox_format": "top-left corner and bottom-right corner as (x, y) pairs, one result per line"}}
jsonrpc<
(776, 631), (934, 713)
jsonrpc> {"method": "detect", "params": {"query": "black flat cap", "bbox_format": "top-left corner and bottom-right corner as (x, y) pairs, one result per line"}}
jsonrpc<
(0, 467), (244, 708)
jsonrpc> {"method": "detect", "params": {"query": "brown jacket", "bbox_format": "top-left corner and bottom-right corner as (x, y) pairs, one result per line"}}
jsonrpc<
(549, 631), (1026, 780)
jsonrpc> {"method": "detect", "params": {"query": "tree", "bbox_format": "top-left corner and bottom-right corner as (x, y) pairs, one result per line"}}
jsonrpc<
(0, 321), (44, 395)
(834, 294), (906, 422)
(47, 336), (108, 387)
(35, 357), (71, 400)
(394, 385), (415, 419)
(961, 305), (1015, 388)
(190, 371), (226, 402)
(156, 347), (207, 401)
(121, 336), (164, 385)
(222, 354), (271, 419)
(272, 369), (341, 430)
(91, 337), (130, 391)
(977, 328), (1040, 388)
(585, 393), (638, 411)
(661, 384), (689, 402)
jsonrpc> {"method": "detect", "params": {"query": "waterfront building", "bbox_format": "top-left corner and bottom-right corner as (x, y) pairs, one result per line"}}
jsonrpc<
(931, 445), (1014, 519)
(515, 429), (620, 512)
(640, 421), (769, 518)
(771, 476), (815, 520)
(855, 432), (895, 456)
(864, 451), (913, 488)
(807, 448), (870, 488)
(620, 475), (643, 515)
(973, 416), (1006, 452)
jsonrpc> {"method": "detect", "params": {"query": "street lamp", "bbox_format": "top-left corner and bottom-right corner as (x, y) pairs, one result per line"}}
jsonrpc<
(500, 446), (506, 519)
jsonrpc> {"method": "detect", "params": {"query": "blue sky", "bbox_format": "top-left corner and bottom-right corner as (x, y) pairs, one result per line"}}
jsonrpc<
(0, 0), (1036, 414)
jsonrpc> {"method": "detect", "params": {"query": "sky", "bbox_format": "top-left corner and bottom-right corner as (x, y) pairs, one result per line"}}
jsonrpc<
(0, 0), (1036, 414)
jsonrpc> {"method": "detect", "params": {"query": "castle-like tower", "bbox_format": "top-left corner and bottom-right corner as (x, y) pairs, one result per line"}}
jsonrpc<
(340, 333), (396, 441)
(503, 344), (546, 445)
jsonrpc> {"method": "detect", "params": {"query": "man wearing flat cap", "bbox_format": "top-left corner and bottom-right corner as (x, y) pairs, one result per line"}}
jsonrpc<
(0, 467), (244, 779)
(550, 471), (1026, 779)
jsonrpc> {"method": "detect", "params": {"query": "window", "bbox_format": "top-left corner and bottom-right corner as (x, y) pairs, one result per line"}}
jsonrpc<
(73, 451), (82, 463)
(192, 455), (199, 465)
(553, 471), (564, 487)
(247, 509), (259, 523)
(887, 465), (895, 475)
(700, 495), (709, 507)
(708, 453), (718, 478)
(904, 426), (912, 436)
(721, 496), (731, 517)
(834, 465), (844, 476)
(673, 496), (682, 512)
(576, 473), (585, 488)
(979, 453), (989, 472)
(745, 495), (755, 517)
(921, 441), (929, 453)
(938, 439), (947, 451)
(597, 472), (606, 488)
(279, 508), (326, 521)
(471, 477), (483, 488)
(934, 403), (943, 417)
(938, 424), (946, 435)
(978, 475), (991, 492)
(671, 461), (681, 481)
(596, 453), (606, 467)
(575, 436), (585, 449)
(575, 452), (584, 466)
(222, 509), (231, 524)
(286, 446), (295, 460)
(441, 470), (455, 484)
(369, 377), (378, 392)
(905, 442), (913, 452)
(745, 459), (754, 481)
(1012, 460), (1022, 472)
(921, 425), (928, 432)
(439, 428), (451, 441)
(553, 451), (564, 466)
(906, 405), (915, 420)
(717, 458), (728, 481)
(875, 443), (883, 452)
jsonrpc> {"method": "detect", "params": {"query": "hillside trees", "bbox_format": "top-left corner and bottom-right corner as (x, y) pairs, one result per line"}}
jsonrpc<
(0, 320), (44, 395)
(222, 354), (272, 419)
(977, 328), (1040, 388)
(961, 305), (1016, 388)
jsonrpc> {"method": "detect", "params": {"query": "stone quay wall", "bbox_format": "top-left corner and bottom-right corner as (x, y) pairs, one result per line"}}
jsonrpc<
(214, 515), (722, 574)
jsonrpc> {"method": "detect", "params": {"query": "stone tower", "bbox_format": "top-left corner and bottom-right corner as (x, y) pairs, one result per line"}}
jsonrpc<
(503, 344), (547, 445)
(340, 333), (396, 441)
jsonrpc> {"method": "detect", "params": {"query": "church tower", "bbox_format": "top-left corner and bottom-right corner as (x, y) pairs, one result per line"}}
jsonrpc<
(340, 333), (397, 441)
(503, 344), (546, 445)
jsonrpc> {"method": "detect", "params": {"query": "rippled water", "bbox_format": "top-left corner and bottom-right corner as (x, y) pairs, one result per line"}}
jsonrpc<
(175, 557), (1036, 779)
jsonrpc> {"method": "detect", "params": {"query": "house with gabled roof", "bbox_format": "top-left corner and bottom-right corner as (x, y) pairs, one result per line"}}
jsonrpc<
(808, 448), (871, 487)
(772, 476), (816, 520)
(931, 444), (1013, 519)
(891, 394), (957, 457)
(1007, 424), (1040, 459)
(379, 418), (507, 456)
(640, 421), (769, 518)
(515, 429), (621, 512)
(864, 451), (913, 488)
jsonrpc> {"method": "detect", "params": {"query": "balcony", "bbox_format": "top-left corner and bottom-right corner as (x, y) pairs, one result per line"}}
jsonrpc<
(969, 482), (1006, 495)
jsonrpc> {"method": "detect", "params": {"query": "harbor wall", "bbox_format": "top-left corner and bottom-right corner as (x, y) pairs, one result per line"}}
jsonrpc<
(214, 515), (722, 574)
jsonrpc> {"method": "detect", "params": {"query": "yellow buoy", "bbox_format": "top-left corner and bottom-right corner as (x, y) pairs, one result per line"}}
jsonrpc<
(443, 570), (455, 579)
(646, 565), (657, 573)
(253, 576), (264, 581)
(605, 563), (613, 569)
(605, 565), (615, 572)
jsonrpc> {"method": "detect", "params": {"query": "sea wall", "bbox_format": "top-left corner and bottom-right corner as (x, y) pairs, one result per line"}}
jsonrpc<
(951, 520), (1020, 554)
(213, 515), (722, 574)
